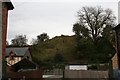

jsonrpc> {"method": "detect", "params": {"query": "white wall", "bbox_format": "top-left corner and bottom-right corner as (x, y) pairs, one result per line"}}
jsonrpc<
(118, 1), (120, 24)
(6, 57), (22, 65)
(65, 65), (87, 70)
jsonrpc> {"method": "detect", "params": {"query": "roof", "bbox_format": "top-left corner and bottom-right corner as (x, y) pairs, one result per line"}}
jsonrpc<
(113, 24), (120, 30)
(12, 58), (37, 71)
(6, 47), (29, 56)
(3, 0), (14, 10)
(4, 2), (14, 10)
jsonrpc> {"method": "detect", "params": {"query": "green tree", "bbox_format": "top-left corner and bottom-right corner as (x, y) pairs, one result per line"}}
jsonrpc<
(11, 35), (28, 46)
(96, 37), (115, 62)
(37, 33), (49, 44)
(73, 23), (89, 39)
(73, 6), (116, 44)
(101, 24), (115, 44)
(73, 6), (116, 63)
(54, 49), (63, 64)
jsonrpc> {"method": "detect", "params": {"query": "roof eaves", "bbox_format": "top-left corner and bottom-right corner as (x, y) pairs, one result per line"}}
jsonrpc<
(3, 0), (14, 10)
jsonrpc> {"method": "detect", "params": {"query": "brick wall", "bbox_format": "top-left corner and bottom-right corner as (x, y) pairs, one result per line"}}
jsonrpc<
(0, 2), (14, 79)
(0, 2), (9, 79)
(2, 2), (9, 58)
(112, 53), (119, 70)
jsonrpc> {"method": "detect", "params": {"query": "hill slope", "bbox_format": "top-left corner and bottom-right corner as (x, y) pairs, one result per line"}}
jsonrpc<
(30, 35), (115, 66)
(31, 35), (78, 64)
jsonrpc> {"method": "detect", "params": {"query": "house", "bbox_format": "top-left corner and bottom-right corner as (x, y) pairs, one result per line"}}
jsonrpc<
(112, 24), (120, 70)
(111, 24), (120, 78)
(0, 1), (14, 79)
(11, 58), (39, 72)
(5, 47), (44, 79)
(5, 47), (32, 65)
(7, 58), (43, 79)
(112, 53), (118, 70)
(2, 1), (14, 58)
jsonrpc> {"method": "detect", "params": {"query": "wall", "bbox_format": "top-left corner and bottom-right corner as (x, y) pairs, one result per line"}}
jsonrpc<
(0, 2), (9, 79)
(43, 69), (63, 75)
(112, 53), (118, 70)
(23, 49), (32, 61)
(118, 1), (120, 24)
(7, 70), (43, 79)
(0, 1), (2, 79)
(2, 2), (9, 58)
(64, 70), (108, 78)
(6, 56), (22, 65)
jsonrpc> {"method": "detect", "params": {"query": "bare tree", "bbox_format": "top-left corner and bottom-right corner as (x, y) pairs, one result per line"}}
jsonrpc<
(11, 35), (28, 46)
(73, 6), (116, 44)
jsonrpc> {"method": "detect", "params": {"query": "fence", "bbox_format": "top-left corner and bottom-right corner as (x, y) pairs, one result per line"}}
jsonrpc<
(43, 69), (63, 75)
(64, 70), (109, 78)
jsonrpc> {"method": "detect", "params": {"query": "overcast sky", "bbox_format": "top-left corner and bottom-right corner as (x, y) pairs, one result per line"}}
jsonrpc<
(7, 0), (119, 44)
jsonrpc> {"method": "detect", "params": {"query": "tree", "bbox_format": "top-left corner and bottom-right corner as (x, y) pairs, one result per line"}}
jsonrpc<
(73, 23), (89, 39)
(73, 6), (116, 63)
(54, 52), (63, 64)
(73, 6), (116, 44)
(11, 35), (28, 46)
(101, 24), (115, 44)
(37, 33), (49, 44)
(54, 48), (63, 63)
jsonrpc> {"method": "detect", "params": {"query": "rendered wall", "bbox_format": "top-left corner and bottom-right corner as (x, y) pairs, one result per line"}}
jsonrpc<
(118, 1), (120, 24)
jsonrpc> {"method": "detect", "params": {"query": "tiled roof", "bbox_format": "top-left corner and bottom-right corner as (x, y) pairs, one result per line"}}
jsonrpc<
(6, 47), (29, 56)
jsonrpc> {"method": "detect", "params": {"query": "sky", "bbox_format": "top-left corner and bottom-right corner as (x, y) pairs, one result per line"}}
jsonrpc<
(7, 0), (119, 44)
